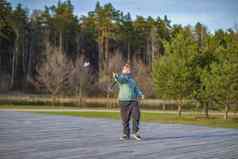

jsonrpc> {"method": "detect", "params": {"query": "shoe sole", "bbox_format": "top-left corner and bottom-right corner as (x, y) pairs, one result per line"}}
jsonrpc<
(132, 136), (142, 141)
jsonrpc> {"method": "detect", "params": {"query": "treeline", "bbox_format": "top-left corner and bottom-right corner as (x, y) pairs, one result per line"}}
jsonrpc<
(0, 0), (238, 118)
(0, 0), (169, 93)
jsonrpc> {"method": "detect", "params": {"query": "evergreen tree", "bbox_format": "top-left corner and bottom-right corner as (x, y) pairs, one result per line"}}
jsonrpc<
(153, 31), (197, 116)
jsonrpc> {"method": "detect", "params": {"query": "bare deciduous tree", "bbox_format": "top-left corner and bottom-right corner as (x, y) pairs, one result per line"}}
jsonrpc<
(108, 52), (125, 74)
(36, 46), (74, 96)
(68, 56), (94, 97)
(132, 58), (155, 98)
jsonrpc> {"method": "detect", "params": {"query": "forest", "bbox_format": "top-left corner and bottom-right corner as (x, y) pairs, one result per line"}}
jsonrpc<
(0, 0), (238, 118)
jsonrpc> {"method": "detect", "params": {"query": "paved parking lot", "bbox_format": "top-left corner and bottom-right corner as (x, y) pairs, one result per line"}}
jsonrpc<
(0, 111), (238, 159)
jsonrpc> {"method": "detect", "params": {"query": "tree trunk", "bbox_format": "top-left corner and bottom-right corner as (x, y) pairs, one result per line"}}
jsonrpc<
(22, 32), (26, 75)
(51, 95), (57, 107)
(104, 34), (109, 76)
(178, 104), (182, 117)
(79, 85), (82, 107)
(151, 27), (157, 70)
(127, 42), (131, 63)
(224, 105), (230, 120)
(10, 37), (18, 89)
(22, 33), (28, 89)
(59, 31), (63, 53)
(106, 90), (110, 109)
(10, 48), (15, 89)
(203, 102), (209, 118)
(76, 32), (80, 54)
(26, 38), (33, 82)
(151, 43), (155, 70)
(177, 101), (182, 117)
(146, 37), (150, 65)
(98, 31), (104, 79)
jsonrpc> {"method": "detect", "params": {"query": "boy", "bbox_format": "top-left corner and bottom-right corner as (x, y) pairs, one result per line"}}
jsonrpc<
(113, 64), (144, 141)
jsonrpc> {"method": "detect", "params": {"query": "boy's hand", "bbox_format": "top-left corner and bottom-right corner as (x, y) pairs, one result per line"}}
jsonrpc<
(113, 72), (117, 78)
(138, 95), (144, 100)
(141, 95), (145, 100)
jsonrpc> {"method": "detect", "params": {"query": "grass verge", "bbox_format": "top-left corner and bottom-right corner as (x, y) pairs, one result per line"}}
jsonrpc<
(36, 111), (238, 129)
(1, 104), (237, 129)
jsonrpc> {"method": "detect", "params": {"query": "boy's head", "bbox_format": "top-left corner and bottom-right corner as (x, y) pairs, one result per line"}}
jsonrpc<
(122, 63), (131, 74)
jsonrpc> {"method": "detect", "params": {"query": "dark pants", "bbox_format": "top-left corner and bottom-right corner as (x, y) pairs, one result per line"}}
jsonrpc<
(119, 101), (140, 136)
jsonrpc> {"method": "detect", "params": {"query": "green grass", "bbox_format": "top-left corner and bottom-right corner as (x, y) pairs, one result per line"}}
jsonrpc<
(37, 111), (238, 129)
(1, 104), (237, 129)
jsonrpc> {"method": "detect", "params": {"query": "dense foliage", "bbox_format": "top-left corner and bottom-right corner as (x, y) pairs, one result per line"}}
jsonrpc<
(152, 26), (238, 118)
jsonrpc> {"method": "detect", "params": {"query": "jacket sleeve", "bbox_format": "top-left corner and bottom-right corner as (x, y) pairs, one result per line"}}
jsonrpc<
(134, 82), (144, 97)
(113, 74), (128, 84)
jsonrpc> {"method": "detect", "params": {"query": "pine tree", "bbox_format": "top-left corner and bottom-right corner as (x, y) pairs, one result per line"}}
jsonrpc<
(153, 31), (197, 116)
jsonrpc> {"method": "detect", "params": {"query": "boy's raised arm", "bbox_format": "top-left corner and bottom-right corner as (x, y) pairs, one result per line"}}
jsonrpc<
(113, 73), (128, 84)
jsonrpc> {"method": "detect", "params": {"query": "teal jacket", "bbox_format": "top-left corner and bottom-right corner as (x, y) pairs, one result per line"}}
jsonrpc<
(113, 73), (143, 101)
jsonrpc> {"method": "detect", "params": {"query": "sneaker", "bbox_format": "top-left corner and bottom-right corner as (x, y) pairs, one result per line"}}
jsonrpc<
(132, 133), (142, 141)
(120, 134), (129, 141)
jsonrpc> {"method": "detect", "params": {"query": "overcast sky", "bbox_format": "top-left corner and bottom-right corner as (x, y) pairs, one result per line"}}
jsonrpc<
(9, 0), (238, 31)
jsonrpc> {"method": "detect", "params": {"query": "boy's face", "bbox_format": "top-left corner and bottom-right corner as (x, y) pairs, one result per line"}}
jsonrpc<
(122, 65), (131, 74)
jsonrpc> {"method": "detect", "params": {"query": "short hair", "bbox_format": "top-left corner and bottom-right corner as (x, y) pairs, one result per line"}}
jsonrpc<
(124, 63), (130, 69)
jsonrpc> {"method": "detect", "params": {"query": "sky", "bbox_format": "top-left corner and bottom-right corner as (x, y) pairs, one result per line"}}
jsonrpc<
(9, 0), (238, 32)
